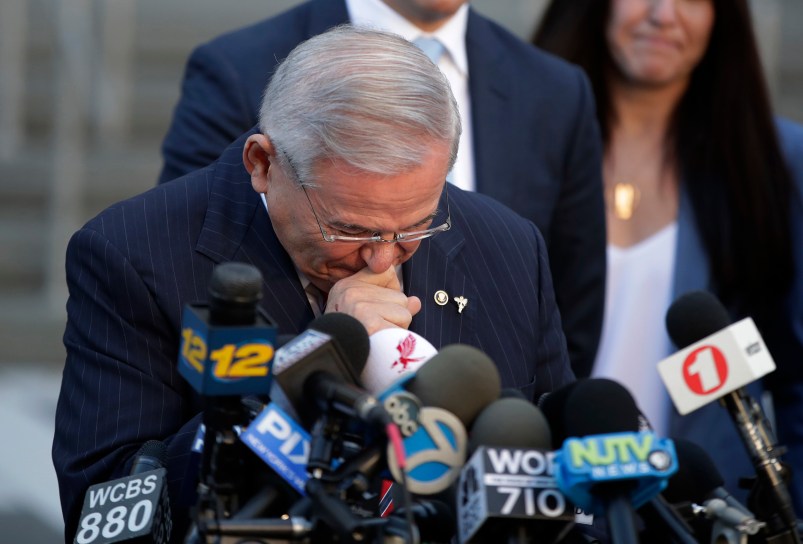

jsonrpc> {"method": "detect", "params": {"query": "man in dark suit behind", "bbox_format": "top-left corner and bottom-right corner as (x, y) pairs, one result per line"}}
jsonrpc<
(158, 0), (606, 378)
(53, 27), (574, 542)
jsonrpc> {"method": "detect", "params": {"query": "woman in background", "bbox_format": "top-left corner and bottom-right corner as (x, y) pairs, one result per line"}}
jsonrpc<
(533, 0), (803, 512)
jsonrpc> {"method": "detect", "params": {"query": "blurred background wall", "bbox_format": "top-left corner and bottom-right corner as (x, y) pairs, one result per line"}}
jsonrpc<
(0, 1), (799, 539)
(0, 0), (800, 366)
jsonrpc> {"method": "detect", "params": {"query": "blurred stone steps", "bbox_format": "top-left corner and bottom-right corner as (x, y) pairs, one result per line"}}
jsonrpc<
(0, 0), (801, 368)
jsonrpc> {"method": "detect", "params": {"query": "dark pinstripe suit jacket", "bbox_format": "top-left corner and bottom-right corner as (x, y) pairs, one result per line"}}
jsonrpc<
(53, 130), (573, 541)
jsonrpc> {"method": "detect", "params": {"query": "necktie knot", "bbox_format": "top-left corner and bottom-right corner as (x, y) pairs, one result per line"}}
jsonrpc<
(413, 36), (445, 65)
(305, 282), (328, 316)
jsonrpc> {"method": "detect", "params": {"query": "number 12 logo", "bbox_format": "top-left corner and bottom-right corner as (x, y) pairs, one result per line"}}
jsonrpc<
(682, 346), (729, 395)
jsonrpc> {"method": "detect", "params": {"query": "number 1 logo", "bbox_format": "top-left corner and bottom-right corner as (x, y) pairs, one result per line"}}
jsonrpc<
(682, 346), (729, 395)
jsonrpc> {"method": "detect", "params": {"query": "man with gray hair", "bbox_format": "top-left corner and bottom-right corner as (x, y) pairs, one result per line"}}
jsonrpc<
(159, 0), (606, 380)
(54, 26), (573, 542)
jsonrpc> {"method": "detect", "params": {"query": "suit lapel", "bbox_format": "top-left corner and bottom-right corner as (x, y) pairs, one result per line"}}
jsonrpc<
(195, 129), (314, 336)
(465, 10), (514, 203)
(404, 218), (478, 349)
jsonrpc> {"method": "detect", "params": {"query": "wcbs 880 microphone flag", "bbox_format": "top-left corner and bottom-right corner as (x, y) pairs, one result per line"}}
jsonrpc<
(74, 441), (172, 544)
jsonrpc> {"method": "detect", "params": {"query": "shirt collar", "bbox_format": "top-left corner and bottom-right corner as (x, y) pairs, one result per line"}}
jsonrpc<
(345, 0), (469, 76)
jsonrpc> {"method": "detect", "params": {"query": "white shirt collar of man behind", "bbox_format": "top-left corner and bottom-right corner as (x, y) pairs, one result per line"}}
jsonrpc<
(345, 0), (475, 193)
(346, 0), (470, 76)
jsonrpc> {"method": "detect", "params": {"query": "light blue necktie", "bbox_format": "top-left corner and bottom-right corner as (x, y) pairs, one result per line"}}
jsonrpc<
(413, 36), (445, 65)
(412, 36), (455, 185)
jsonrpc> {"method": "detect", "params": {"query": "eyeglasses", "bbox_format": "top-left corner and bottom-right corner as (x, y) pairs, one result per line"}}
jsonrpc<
(279, 149), (451, 244)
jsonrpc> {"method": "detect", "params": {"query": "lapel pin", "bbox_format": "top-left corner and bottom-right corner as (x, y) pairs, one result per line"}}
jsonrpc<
(434, 290), (449, 306)
(454, 296), (468, 314)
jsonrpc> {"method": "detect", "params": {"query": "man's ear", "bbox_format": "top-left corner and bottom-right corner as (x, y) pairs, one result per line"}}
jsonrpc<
(243, 134), (276, 193)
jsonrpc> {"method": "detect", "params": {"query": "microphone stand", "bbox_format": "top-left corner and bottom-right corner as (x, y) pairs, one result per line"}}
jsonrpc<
(720, 390), (800, 543)
(605, 494), (640, 544)
(187, 396), (251, 543)
(189, 397), (420, 542)
(638, 496), (698, 544)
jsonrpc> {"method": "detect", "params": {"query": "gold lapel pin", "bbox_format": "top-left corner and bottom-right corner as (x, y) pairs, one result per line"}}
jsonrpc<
(434, 290), (449, 306)
(454, 296), (468, 314)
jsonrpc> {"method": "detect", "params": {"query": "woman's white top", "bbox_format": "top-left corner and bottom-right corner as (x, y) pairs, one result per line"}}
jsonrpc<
(593, 222), (678, 435)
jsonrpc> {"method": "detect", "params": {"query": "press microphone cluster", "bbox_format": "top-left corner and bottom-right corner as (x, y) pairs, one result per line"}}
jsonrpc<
(99, 259), (803, 544)
(178, 265), (683, 544)
(173, 262), (514, 542)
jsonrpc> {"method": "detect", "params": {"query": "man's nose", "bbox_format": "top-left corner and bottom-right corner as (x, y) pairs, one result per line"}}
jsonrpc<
(360, 242), (399, 273)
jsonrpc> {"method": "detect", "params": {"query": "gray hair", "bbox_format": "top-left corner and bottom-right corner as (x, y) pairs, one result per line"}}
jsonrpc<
(259, 25), (461, 185)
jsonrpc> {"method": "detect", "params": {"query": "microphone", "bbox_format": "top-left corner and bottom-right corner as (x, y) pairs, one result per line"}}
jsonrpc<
(663, 438), (753, 515)
(539, 378), (642, 449)
(659, 291), (799, 542)
(177, 262), (278, 396)
(74, 441), (172, 544)
(457, 397), (576, 544)
(360, 327), (438, 393)
(545, 379), (678, 544)
(240, 314), (374, 493)
(383, 344), (501, 495)
(177, 262), (284, 539)
(468, 396), (552, 454)
(663, 438), (765, 544)
(403, 344), (501, 428)
(659, 290), (776, 415)
(272, 313), (386, 427)
(239, 402), (312, 496)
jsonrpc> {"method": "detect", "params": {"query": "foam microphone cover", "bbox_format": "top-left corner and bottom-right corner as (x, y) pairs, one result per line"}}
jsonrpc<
(469, 397), (552, 454)
(662, 438), (725, 504)
(540, 378), (641, 447)
(307, 312), (371, 375)
(406, 344), (501, 427)
(665, 290), (731, 349)
(208, 261), (263, 325)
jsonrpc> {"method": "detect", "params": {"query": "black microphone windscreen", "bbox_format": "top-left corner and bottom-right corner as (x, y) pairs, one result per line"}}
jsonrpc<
(208, 262), (263, 325)
(469, 397), (552, 453)
(208, 262), (263, 303)
(407, 344), (501, 427)
(540, 378), (641, 447)
(130, 440), (168, 475)
(665, 290), (731, 349)
(662, 438), (725, 504)
(137, 440), (167, 464)
(308, 312), (370, 375)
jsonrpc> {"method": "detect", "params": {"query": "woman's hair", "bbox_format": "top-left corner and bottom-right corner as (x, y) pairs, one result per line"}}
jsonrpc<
(533, 0), (794, 320)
